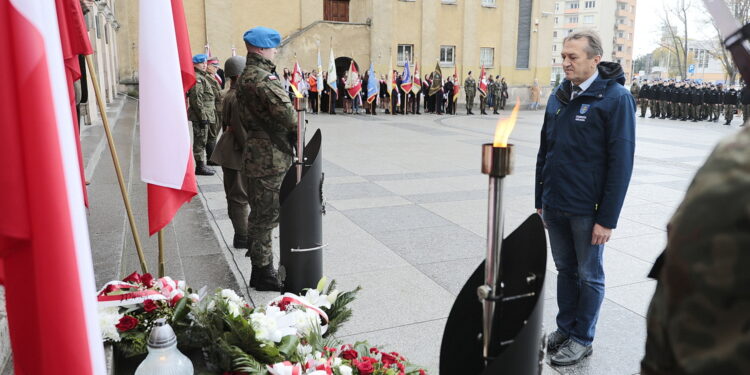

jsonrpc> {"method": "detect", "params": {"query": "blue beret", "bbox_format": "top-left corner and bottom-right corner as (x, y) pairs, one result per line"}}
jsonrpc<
(243, 27), (281, 48)
(192, 54), (207, 64)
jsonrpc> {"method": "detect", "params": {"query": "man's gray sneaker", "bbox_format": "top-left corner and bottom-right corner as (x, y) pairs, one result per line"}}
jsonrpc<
(546, 330), (568, 353)
(550, 339), (593, 366)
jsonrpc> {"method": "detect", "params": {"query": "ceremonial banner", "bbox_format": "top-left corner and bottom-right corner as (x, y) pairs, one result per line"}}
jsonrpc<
(479, 64), (488, 96)
(327, 47), (338, 97)
(345, 60), (362, 98)
(429, 61), (442, 96)
(367, 63), (379, 103)
(401, 60), (413, 93)
(412, 62), (422, 94)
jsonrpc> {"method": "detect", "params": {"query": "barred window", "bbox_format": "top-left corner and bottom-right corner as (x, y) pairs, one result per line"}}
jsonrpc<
(480, 47), (494, 67)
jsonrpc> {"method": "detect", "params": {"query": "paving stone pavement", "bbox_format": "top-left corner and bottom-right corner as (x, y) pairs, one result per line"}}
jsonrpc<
(196, 106), (743, 374)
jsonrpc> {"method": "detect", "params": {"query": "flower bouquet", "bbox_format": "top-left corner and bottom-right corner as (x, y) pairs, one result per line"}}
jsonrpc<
(97, 271), (200, 357)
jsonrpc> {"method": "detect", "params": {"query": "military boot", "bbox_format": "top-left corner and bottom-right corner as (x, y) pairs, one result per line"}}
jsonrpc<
(233, 233), (248, 249)
(195, 161), (215, 176)
(250, 264), (281, 292)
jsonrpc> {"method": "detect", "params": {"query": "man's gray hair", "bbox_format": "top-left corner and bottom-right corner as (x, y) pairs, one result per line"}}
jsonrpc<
(563, 30), (603, 59)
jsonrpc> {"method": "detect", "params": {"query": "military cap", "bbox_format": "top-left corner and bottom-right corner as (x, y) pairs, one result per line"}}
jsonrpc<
(193, 54), (208, 64)
(243, 26), (281, 48)
(207, 56), (220, 65)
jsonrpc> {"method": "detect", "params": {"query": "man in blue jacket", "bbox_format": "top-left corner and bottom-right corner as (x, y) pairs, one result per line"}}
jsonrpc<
(535, 30), (636, 366)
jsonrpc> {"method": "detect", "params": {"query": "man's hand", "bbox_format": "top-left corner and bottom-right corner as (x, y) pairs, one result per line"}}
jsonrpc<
(591, 224), (612, 245)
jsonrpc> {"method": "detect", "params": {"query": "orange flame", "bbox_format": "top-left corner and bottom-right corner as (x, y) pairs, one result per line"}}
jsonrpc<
(493, 98), (521, 148)
(290, 83), (303, 98)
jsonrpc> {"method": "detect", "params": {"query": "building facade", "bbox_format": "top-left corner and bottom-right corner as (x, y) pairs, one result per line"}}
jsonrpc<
(549, 0), (636, 84)
(115, 0), (555, 96)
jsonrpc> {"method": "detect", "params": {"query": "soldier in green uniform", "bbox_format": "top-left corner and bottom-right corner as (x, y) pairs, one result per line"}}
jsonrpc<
(187, 54), (216, 176)
(209, 56), (249, 250)
(464, 71), (476, 115)
(492, 75), (502, 114)
(630, 79), (640, 109)
(723, 86), (738, 125)
(641, 124), (750, 375)
(639, 79), (650, 117)
(206, 56), (224, 165)
(236, 26), (297, 291)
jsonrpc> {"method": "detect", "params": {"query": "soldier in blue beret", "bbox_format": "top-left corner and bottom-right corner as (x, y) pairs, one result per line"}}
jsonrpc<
(237, 26), (294, 291)
(187, 53), (216, 175)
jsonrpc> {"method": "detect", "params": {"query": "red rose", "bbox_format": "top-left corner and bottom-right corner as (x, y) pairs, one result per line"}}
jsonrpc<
(170, 294), (183, 306)
(341, 349), (359, 360)
(141, 273), (156, 288)
(419, 369), (426, 375)
(381, 352), (398, 366)
(115, 315), (139, 331)
(369, 347), (379, 354)
(362, 356), (378, 364)
(355, 361), (374, 375)
(143, 299), (159, 312)
(123, 271), (141, 284)
(397, 363), (405, 372)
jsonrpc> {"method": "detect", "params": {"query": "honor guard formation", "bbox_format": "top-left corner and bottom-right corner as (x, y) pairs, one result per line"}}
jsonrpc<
(631, 78), (749, 126)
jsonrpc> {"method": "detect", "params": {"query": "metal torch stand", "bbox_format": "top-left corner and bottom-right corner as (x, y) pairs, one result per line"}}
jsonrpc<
(439, 143), (547, 375)
(278, 97), (325, 294)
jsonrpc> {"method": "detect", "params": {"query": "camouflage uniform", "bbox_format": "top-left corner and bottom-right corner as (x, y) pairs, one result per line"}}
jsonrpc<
(464, 76), (476, 114)
(209, 78), (249, 248)
(206, 74), (224, 154)
(642, 125), (750, 375)
(491, 79), (502, 114)
(187, 69), (216, 163)
(236, 53), (296, 267)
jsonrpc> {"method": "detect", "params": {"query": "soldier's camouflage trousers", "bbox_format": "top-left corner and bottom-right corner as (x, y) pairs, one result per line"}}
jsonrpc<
(223, 167), (248, 239)
(207, 121), (221, 146)
(689, 104), (701, 120)
(651, 99), (660, 117)
(715, 104), (723, 120)
(673, 103), (682, 119)
(192, 121), (208, 163)
(480, 96), (487, 112)
(466, 94), (475, 111)
(725, 104), (735, 123)
(661, 100), (670, 117)
(640, 99), (649, 116)
(245, 172), (285, 267)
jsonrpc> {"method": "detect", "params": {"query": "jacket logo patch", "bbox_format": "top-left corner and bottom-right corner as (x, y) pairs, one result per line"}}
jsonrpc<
(579, 104), (590, 114)
(575, 115), (587, 122)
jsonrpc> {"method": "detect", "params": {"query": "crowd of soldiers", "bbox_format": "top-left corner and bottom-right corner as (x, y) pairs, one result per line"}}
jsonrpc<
(630, 79), (750, 126)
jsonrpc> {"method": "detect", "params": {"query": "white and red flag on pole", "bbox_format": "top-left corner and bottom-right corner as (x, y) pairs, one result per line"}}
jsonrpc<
(290, 60), (304, 93)
(479, 64), (488, 96)
(55, 0), (92, 207)
(346, 60), (362, 99)
(140, 0), (198, 235)
(0, 0), (106, 373)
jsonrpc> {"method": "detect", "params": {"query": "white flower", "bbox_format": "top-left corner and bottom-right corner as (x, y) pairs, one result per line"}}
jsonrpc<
(220, 289), (242, 304)
(250, 306), (297, 342)
(187, 293), (200, 303)
(326, 290), (339, 305)
(332, 357), (342, 367)
(291, 308), (326, 336)
(267, 362), (302, 375)
(302, 289), (332, 309)
(337, 365), (353, 375)
(226, 301), (241, 317)
(98, 306), (123, 342)
(298, 343), (313, 358)
(306, 371), (327, 375)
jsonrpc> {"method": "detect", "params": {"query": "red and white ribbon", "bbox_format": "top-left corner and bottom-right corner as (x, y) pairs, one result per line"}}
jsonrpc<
(271, 293), (329, 324)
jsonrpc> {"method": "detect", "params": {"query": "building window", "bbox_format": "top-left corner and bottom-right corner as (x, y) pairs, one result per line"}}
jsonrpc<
(480, 47), (495, 67)
(482, 0), (497, 6)
(554, 17), (559, 24)
(566, 16), (578, 23)
(619, 3), (627, 10)
(397, 44), (414, 66)
(553, 58), (556, 64)
(552, 44), (557, 51)
(617, 17), (626, 24)
(441, 0), (457, 3)
(516, 0), (533, 69)
(617, 44), (623, 52)
(567, 1), (579, 9)
(440, 45), (456, 65)
(555, 2), (560, 11)
(583, 15), (594, 24)
(618, 31), (624, 38)
(584, 1), (595, 8)
(553, 31), (558, 37)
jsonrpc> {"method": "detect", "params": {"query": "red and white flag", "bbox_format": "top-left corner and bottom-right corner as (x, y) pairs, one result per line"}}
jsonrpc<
(291, 61), (303, 93)
(0, 0), (106, 373)
(346, 60), (362, 99)
(140, 0), (198, 235)
(479, 64), (488, 96)
(55, 0), (93, 207)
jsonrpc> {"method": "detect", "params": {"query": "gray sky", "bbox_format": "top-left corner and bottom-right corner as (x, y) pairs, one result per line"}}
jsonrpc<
(633, 0), (719, 58)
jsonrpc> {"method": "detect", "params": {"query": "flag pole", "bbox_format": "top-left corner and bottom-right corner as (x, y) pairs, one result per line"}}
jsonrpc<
(85, 55), (149, 274)
(158, 229), (165, 277)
